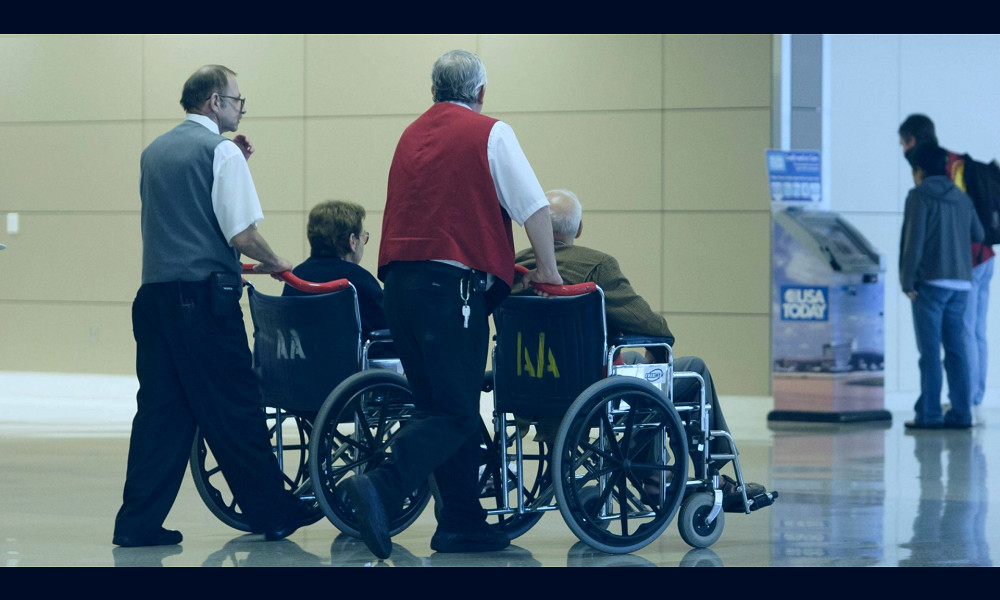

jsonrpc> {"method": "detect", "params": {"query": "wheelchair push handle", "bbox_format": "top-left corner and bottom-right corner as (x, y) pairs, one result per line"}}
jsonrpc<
(241, 263), (350, 294)
(514, 264), (596, 296)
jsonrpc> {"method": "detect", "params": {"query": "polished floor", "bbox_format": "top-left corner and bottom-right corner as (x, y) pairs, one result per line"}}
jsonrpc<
(1, 372), (996, 567)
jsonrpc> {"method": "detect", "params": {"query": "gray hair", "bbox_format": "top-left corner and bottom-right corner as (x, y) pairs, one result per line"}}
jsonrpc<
(432, 50), (488, 104)
(546, 189), (582, 237)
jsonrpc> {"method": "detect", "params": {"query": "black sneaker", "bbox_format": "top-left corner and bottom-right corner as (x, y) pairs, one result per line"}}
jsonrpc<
(430, 527), (510, 553)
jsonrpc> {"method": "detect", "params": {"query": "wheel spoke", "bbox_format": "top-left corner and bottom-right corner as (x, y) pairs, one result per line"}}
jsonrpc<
(309, 371), (432, 537)
(554, 379), (688, 554)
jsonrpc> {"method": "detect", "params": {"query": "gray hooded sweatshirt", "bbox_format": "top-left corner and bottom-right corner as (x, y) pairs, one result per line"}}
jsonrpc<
(899, 175), (985, 294)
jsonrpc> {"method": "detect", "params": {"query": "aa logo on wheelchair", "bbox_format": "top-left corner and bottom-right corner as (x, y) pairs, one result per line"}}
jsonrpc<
(516, 331), (560, 379)
(273, 329), (307, 360)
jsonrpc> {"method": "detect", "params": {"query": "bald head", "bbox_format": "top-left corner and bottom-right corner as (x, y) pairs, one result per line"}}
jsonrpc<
(546, 189), (582, 243)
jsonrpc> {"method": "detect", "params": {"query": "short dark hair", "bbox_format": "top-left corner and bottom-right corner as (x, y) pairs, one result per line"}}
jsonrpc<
(905, 143), (948, 178)
(180, 65), (236, 113)
(898, 114), (938, 146)
(307, 200), (365, 259)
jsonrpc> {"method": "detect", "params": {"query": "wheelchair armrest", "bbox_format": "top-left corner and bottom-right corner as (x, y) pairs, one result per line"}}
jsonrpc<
(612, 334), (675, 347)
(368, 329), (393, 343)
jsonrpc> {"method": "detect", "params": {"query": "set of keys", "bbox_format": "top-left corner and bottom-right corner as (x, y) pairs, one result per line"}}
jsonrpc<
(460, 277), (471, 328)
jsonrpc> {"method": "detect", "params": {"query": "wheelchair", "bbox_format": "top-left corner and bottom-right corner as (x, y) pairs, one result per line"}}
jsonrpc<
(478, 275), (777, 554)
(189, 267), (431, 536)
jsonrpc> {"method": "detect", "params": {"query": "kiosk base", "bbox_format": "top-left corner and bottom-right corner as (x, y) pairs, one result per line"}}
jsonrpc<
(767, 409), (892, 424)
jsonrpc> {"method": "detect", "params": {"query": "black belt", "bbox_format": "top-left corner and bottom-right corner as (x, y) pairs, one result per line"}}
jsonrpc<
(386, 261), (489, 294)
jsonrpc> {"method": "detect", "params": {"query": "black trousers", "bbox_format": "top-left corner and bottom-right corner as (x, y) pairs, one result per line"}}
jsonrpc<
(114, 280), (298, 538)
(372, 262), (491, 533)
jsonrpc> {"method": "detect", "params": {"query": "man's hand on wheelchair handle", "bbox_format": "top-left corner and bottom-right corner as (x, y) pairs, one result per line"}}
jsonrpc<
(521, 266), (563, 298)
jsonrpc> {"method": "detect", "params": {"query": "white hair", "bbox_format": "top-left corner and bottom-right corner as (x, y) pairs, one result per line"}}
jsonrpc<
(546, 189), (582, 237)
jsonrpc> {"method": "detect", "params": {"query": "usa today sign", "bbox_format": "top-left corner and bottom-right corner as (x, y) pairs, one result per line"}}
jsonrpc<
(781, 286), (828, 321)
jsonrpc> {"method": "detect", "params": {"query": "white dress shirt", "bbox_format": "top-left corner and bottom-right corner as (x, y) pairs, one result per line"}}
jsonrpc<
(185, 114), (264, 243)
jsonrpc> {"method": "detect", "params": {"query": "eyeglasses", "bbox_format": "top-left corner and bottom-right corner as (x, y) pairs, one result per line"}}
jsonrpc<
(216, 94), (246, 110)
(361, 231), (370, 245)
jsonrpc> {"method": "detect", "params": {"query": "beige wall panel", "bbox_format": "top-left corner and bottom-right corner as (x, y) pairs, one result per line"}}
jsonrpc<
(305, 34), (478, 116)
(0, 301), (135, 374)
(495, 111), (662, 212)
(481, 35), (661, 113)
(0, 214), (141, 303)
(304, 116), (414, 212)
(662, 34), (771, 109)
(236, 118), (306, 213)
(664, 313), (770, 396)
(662, 212), (770, 314)
(0, 35), (143, 123)
(0, 122), (143, 212)
(662, 109), (771, 211)
(143, 35), (305, 119)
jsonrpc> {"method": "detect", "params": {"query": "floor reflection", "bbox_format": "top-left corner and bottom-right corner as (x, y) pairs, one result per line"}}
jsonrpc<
(3, 376), (1000, 567)
(900, 430), (991, 566)
(769, 421), (890, 566)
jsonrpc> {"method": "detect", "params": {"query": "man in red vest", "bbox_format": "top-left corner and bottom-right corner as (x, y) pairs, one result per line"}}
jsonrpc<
(340, 49), (562, 558)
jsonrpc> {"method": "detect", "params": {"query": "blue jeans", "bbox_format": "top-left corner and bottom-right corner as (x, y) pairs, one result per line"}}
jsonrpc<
(964, 257), (993, 407)
(912, 283), (972, 426)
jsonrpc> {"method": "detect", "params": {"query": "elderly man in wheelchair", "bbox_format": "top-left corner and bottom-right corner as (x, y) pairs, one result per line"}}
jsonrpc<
(503, 189), (776, 549)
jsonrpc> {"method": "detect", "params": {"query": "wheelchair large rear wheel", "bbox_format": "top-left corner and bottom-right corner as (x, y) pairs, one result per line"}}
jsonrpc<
(553, 377), (688, 554)
(478, 418), (553, 540)
(309, 370), (432, 537)
(190, 409), (323, 532)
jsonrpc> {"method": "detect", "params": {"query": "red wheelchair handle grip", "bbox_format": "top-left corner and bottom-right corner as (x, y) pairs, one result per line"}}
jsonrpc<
(513, 264), (596, 296)
(242, 263), (350, 294)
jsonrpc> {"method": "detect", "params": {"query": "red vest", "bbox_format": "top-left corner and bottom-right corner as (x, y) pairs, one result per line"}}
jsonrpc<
(378, 102), (516, 286)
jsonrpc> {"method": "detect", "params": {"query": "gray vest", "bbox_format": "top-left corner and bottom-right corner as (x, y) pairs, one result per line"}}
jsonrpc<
(140, 119), (240, 284)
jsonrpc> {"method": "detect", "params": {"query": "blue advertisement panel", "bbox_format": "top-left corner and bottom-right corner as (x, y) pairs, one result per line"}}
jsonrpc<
(767, 150), (822, 204)
(771, 209), (886, 416)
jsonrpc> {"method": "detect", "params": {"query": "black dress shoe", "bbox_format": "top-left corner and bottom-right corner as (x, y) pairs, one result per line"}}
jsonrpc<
(264, 500), (320, 541)
(720, 475), (767, 513)
(112, 527), (183, 547)
(264, 525), (297, 542)
(340, 475), (392, 559)
(430, 527), (510, 553)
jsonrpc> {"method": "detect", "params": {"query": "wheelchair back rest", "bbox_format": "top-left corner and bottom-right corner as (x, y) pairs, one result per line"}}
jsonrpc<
(493, 288), (607, 417)
(248, 284), (362, 412)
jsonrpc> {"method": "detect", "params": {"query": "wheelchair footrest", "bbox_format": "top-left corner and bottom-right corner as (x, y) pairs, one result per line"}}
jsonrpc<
(746, 490), (778, 512)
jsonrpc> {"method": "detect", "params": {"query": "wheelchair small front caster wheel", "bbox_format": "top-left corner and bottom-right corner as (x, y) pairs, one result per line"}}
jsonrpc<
(678, 492), (724, 548)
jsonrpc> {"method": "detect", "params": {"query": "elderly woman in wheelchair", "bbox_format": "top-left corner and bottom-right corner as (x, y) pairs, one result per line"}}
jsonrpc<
(281, 200), (386, 340)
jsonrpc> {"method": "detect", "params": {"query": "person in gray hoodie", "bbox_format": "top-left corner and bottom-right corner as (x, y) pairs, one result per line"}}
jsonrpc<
(900, 143), (985, 429)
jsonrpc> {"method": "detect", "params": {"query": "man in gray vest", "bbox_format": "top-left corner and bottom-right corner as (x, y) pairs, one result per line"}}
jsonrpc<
(113, 65), (308, 547)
